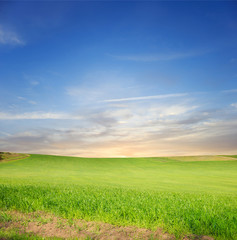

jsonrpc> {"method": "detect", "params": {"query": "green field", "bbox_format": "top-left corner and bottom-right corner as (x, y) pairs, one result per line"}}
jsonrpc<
(0, 154), (237, 239)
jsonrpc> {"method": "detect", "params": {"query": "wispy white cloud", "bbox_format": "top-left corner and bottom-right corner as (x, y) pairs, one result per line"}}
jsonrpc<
(0, 26), (24, 46)
(108, 50), (208, 62)
(156, 105), (198, 117)
(17, 96), (37, 106)
(17, 96), (26, 100)
(28, 101), (37, 105)
(0, 111), (81, 120)
(30, 81), (39, 86)
(102, 93), (188, 103)
(23, 74), (42, 86)
(223, 89), (237, 93)
(231, 103), (237, 108)
(66, 70), (138, 105)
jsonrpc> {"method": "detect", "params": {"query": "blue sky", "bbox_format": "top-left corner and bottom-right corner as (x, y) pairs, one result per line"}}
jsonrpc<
(0, 1), (237, 157)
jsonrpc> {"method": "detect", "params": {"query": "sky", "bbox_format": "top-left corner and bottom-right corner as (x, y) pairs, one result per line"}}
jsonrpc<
(0, 1), (237, 157)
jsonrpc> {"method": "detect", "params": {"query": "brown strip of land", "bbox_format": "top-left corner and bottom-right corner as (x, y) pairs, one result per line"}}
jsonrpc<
(0, 210), (214, 240)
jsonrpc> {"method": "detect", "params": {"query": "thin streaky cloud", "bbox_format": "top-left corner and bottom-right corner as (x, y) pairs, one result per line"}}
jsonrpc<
(223, 89), (237, 93)
(0, 112), (81, 120)
(0, 26), (24, 46)
(102, 93), (188, 103)
(108, 50), (208, 62)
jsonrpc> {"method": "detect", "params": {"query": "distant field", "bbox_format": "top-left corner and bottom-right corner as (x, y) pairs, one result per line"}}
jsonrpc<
(0, 152), (29, 162)
(0, 154), (236, 239)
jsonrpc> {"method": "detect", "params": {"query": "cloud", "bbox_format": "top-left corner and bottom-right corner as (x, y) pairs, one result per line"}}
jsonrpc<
(158, 105), (198, 117)
(23, 74), (42, 86)
(231, 103), (237, 108)
(108, 50), (208, 62)
(0, 26), (24, 46)
(28, 101), (37, 105)
(66, 87), (101, 99)
(222, 89), (237, 93)
(175, 109), (220, 125)
(17, 96), (26, 100)
(66, 70), (138, 105)
(30, 81), (39, 86)
(102, 93), (188, 103)
(176, 114), (209, 125)
(0, 111), (81, 120)
(17, 96), (37, 105)
(1, 88), (237, 157)
(1, 116), (237, 158)
(86, 112), (118, 128)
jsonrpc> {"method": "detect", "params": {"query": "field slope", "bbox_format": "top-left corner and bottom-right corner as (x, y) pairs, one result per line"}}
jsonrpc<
(0, 154), (237, 239)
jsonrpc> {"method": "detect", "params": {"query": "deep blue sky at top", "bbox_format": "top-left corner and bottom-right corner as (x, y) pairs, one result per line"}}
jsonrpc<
(1, 2), (237, 100)
(0, 1), (237, 156)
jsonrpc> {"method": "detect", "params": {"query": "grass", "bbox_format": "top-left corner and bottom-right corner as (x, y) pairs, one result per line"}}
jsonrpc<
(0, 154), (237, 239)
